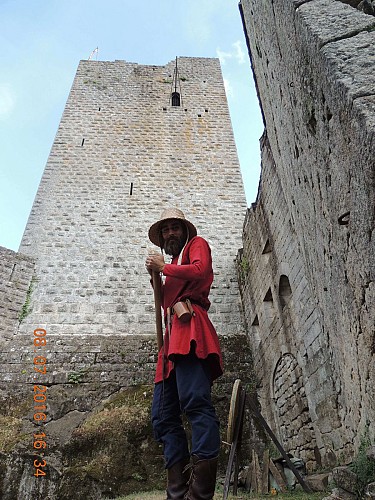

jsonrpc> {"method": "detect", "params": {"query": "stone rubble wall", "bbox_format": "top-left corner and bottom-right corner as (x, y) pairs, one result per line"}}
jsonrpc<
(0, 246), (35, 338)
(239, 0), (375, 468)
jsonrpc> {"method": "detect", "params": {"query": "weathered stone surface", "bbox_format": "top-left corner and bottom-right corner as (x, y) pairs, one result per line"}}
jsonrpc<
(365, 481), (375, 499)
(324, 488), (357, 500)
(1, 386), (164, 500)
(332, 466), (358, 494)
(305, 472), (330, 492)
(239, 0), (375, 470)
(367, 445), (375, 461)
(297, 0), (375, 48)
(0, 246), (35, 338)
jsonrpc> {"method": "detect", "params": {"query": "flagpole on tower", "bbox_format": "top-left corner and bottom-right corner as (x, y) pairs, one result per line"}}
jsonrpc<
(88, 47), (99, 61)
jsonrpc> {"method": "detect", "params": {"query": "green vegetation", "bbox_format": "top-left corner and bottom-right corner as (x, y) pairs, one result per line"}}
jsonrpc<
(351, 428), (375, 497)
(0, 416), (27, 453)
(19, 275), (37, 322)
(238, 255), (250, 282)
(0, 398), (31, 453)
(67, 368), (87, 384)
(62, 385), (165, 497)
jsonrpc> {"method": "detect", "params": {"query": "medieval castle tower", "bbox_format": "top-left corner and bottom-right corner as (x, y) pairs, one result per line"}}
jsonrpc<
(18, 57), (247, 340)
(1, 0), (374, 498)
(0, 57), (251, 498)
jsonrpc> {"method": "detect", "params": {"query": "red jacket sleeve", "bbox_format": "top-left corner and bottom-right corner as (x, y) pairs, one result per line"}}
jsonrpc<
(162, 237), (211, 281)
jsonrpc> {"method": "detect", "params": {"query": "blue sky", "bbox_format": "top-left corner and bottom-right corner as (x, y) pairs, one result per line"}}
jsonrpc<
(0, 0), (263, 252)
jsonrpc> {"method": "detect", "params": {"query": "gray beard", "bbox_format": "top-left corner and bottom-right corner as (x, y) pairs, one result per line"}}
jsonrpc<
(164, 237), (185, 257)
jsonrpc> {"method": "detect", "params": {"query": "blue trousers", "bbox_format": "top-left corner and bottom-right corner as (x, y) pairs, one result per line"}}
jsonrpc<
(151, 351), (220, 469)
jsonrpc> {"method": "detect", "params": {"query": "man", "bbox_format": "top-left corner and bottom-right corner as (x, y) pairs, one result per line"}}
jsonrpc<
(145, 207), (223, 500)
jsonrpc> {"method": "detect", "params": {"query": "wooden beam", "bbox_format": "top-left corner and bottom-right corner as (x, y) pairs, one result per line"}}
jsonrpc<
(247, 398), (312, 493)
(261, 449), (269, 494)
(269, 458), (288, 493)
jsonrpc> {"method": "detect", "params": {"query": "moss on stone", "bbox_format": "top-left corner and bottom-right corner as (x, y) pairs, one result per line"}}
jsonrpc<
(0, 416), (28, 453)
(0, 396), (32, 453)
(59, 384), (165, 498)
(19, 275), (37, 322)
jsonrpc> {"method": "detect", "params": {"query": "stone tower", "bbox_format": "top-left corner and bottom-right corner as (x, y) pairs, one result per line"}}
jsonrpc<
(19, 57), (246, 341)
(1, 57), (251, 498)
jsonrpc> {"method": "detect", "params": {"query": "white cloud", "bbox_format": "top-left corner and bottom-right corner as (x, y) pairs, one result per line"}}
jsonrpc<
(0, 85), (15, 119)
(232, 40), (246, 64)
(217, 40), (246, 66)
(216, 48), (233, 66)
(223, 78), (234, 98)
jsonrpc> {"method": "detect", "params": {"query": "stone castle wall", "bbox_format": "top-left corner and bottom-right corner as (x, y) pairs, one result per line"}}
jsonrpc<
(239, 0), (375, 468)
(0, 57), (253, 498)
(5, 57), (249, 391)
(0, 246), (35, 338)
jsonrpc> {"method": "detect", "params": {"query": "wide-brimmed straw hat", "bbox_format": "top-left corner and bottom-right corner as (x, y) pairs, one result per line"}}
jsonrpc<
(148, 208), (197, 247)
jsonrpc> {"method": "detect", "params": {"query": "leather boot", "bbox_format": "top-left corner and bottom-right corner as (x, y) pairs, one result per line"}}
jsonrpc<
(185, 454), (218, 500)
(166, 457), (190, 500)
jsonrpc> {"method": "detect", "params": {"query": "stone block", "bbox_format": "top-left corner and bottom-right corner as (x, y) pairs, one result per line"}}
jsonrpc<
(326, 487), (357, 500)
(365, 482), (375, 499)
(305, 472), (330, 492)
(367, 445), (375, 461)
(332, 466), (358, 494)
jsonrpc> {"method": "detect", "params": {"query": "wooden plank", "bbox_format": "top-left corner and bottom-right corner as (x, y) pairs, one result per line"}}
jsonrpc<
(223, 389), (246, 500)
(247, 398), (312, 493)
(152, 271), (163, 351)
(249, 450), (257, 493)
(245, 463), (252, 493)
(254, 451), (262, 494)
(269, 458), (288, 493)
(233, 388), (245, 497)
(233, 452), (240, 496)
(261, 449), (269, 494)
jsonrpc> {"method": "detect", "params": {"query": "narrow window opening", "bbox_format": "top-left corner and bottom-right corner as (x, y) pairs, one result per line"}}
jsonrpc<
(263, 288), (274, 325)
(98, 107), (101, 111)
(130, 182), (134, 195)
(171, 92), (180, 107)
(262, 239), (271, 254)
(81, 138), (85, 147)
(251, 314), (261, 346)
(170, 57), (183, 107)
(9, 263), (16, 281)
(264, 288), (273, 302)
(279, 275), (292, 308)
(252, 315), (259, 326)
(338, 211), (350, 226)
(197, 114), (202, 118)
(205, 109), (209, 113)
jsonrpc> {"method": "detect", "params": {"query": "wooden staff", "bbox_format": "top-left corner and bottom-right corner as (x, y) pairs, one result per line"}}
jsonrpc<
(152, 270), (163, 351)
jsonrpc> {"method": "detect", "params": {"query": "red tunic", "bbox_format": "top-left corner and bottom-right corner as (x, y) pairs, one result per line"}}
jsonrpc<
(154, 236), (223, 384)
